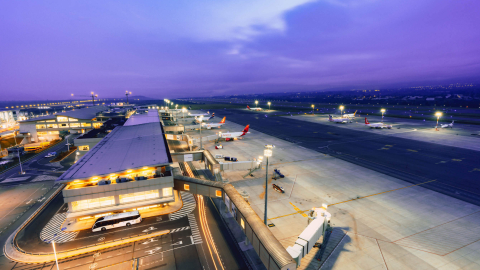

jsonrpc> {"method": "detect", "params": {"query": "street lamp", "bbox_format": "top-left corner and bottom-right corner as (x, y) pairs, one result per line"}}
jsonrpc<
(44, 229), (66, 270)
(255, 100), (258, 107)
(268, 102), (271, 111)
(339, 105), (344, 117)
(381, 108), (386, 123)
(199, 116), (204, 150)
(17, 148), (25, 175)
(263, 145), (274, 225)
(435, 112), (442, 131)
(182, 107), (186, 119)
(311, 104), (315, 115)
(125, 91), (131, 104)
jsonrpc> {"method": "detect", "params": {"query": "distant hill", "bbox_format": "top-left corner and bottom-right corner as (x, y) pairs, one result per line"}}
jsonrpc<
(129, 95), (155, 100)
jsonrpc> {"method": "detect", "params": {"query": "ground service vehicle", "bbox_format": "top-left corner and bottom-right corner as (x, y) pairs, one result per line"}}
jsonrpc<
(92, 211), (142, 232)
(273, 184), (285, 193)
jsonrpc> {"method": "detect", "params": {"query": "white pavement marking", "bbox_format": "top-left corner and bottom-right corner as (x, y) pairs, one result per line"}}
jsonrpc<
(40, 213), (78, 243)
(169, 226), (190, 233)
(1, 176), (31, 183)
(187, 213), (203, 244)
(0, 184), (44, 223)
(169, 192), (196, 220)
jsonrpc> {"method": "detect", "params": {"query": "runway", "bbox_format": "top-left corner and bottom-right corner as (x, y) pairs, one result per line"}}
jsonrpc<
(214, 109), (480, 206)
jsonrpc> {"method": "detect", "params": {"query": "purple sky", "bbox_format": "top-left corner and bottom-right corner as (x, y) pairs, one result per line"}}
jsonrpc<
(1, 0), (479, 100)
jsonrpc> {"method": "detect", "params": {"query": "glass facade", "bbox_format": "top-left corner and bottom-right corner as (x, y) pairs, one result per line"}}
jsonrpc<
(163, 187), (173, 197)
(71, 196), (115, 211)
(119, 190), (159, 204)
(57, 116), (68, 122)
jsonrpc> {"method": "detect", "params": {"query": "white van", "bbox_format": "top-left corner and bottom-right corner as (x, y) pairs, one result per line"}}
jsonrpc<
(92, 211), (142, 232)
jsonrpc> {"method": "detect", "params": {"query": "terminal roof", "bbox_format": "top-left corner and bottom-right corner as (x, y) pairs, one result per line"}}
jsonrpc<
(124, 109), (160, 126)
(21, 106), (109, 122)
(57, 120), (171, 182)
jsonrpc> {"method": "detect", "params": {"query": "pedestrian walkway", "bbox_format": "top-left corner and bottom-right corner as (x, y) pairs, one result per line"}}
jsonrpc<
(169, 191), (196, 220)
(188, 213), (203, 244)
(169, 226), (190, 233)
(40, 213), (78, 243)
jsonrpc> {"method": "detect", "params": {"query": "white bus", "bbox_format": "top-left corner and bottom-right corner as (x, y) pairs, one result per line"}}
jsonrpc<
(92, 211), (142, 232)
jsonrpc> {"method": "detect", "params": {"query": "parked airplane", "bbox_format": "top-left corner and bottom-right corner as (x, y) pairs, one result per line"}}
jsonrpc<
(194, 113), (214, 123)
(189, 111), (210, 117)
(343, 110), (357, 118)
(247, 105), (262, 111)
(203, 117), (226, 129)
(329, 115), (349, 123)
(221, 125), (250, 141)
(440, 121), (454, 128)
(365, 118), (392, 129)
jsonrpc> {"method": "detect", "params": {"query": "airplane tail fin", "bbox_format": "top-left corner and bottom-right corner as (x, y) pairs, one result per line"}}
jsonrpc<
(247, 105), (251, 110)
(354, 110), (357, 116)
(329, 115), (332, 121)
(241, 125), (250, 136)
(365, 117), (370, 125)
(220, 117), (226, 124)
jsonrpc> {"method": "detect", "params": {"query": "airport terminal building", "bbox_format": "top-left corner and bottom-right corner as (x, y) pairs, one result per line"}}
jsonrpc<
(18, 106), (109, 143)
(57, 109), (175, 223)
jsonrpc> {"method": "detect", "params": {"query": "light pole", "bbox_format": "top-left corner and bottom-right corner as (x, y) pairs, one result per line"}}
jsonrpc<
(66, 137), (71, 151)
(311, 104), (315, 115)
(199, 116), (204, 150)
(44, 229), (66, 270)
(263, 145), (274, 225)
(435, 112), (442, 131)
(125, 91), (131, 104)
(182, 107), (186, 119)
(339, 105), (344, 117)
(17, 148), (25, 175)
(268, 102), (271, 111)
(381, 109), (386, 123)
(255, 100), (258, 108)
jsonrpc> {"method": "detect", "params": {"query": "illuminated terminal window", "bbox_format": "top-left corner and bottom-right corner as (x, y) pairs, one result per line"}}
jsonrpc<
(71, 196), (115, 211)
(36, 124), (46, 129)
(79, 145), (90, 151)
(184, 184), (190, 191)
(68, 118), (78, 122)
(81, 123), (91, 127)
(46, 124), (58, 129)
(70, 123), (80, 128)
(163, 187), (173, 197)
(119, 190), (159, 204)
(57, 116), (68, 122)
(241, 218), (245, 229)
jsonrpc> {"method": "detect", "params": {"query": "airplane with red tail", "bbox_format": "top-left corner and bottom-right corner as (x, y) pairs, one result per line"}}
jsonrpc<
(202, 117), (226, 129)
(365, 118), (392, 129)
(221, 125), (250, 141)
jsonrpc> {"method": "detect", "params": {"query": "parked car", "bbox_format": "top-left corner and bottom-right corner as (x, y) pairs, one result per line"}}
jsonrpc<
(224, 156), (238, 162)
(45, 152), (57, 158)
(272, 183), (285, 193)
